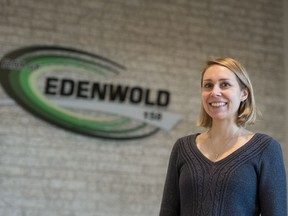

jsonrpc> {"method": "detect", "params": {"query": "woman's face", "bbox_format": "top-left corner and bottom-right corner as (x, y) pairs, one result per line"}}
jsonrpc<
(201, 65), (248, 123)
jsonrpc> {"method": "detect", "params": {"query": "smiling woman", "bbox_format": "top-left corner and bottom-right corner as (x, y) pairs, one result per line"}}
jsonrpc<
(159, 57), (287, 216)
(198, 57), (256, 128)
(200, 64), (249, 125)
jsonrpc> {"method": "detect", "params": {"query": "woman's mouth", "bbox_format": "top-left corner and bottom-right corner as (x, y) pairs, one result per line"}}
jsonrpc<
(209, 102), (227, 107)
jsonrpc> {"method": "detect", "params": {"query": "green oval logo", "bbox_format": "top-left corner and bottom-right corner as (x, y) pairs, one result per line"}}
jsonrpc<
(0, 46), (181, 139)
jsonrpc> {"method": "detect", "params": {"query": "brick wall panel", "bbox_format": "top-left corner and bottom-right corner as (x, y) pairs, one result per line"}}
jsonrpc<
(0, 0), (284, 215)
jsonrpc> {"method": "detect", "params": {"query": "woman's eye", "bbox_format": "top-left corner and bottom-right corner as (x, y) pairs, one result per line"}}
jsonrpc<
(203, 83), (212, 89)
(221, 82), (231, 88)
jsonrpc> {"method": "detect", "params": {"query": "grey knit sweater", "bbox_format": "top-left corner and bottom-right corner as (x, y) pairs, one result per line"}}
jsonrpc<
(159, 133), (287, 216)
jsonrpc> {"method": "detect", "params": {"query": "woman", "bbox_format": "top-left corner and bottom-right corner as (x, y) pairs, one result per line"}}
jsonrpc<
(159, 57), (287, 216)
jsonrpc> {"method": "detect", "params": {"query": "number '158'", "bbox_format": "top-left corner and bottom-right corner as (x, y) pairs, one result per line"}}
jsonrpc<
(144, 112), (162, 121)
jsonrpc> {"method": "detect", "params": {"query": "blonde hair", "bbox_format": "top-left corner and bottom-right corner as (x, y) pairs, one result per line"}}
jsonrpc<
(197, 57), (257, 128)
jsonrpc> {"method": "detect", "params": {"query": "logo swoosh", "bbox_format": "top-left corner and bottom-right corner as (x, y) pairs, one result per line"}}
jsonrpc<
(0, 46), (181, 139)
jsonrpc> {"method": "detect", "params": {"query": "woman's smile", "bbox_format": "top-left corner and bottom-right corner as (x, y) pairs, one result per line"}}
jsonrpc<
(209, 102), (227, 107)
(201, 65), (248, 121)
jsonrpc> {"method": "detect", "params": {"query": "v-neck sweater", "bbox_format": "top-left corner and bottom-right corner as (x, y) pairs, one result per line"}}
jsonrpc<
(159, 133), (287, 216)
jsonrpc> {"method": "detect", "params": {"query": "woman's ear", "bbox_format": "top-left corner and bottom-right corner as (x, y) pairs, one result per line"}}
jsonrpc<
(241, 88), (249, 102)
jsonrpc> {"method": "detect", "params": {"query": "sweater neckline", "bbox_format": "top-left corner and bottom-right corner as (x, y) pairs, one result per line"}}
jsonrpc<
(192, 132), (259, 165)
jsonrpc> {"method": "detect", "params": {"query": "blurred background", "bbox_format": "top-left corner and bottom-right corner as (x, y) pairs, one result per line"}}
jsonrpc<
(0, 0), (287, 215)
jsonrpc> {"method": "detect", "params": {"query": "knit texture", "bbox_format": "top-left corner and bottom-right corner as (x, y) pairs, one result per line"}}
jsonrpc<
(159, 133), (287, 216)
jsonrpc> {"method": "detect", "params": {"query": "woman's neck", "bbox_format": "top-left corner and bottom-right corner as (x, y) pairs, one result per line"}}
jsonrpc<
(209, 121), (240, 140)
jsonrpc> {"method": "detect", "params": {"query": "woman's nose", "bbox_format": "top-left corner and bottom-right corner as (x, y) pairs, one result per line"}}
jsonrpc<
(210, 85), (221, 96)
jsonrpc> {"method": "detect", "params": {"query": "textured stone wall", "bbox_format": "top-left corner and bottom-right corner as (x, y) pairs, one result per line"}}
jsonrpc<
(0, 0), (285, 215)
(285, 0), (288, 174)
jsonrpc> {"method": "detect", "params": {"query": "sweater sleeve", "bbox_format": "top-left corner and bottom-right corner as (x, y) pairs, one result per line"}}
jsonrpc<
(159, 140), (181, 216)
(259, 139), (287, 216)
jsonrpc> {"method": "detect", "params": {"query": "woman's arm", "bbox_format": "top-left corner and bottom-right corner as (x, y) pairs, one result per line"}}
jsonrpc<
(259, 139), (287, 216)
(159, 140), (181, 216)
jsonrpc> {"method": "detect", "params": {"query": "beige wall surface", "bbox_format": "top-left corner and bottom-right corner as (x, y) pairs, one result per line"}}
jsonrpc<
(285, 0), (288, 204)
(0, 0), (285, 215)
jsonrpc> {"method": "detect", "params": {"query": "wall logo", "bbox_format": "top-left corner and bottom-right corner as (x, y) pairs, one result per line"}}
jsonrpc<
(0, 46), (181, 139)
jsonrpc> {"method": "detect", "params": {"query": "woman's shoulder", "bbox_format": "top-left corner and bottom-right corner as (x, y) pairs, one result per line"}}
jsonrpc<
(176, 133), (200, 145)
(252, 133), (283, 155)
(253, 132), (280, 146)
(170, 133), (200, 154)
